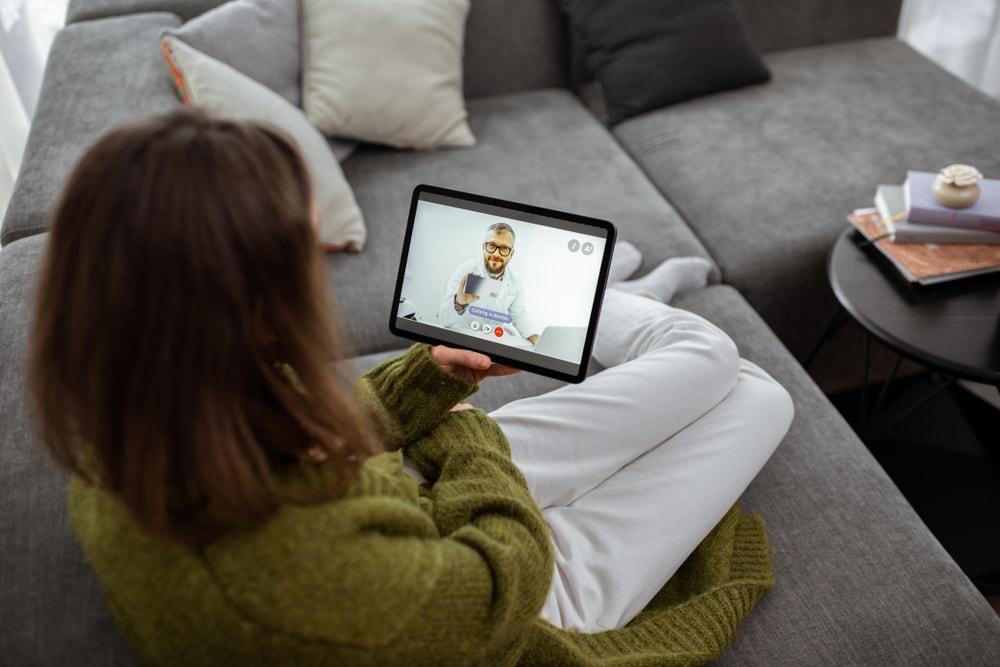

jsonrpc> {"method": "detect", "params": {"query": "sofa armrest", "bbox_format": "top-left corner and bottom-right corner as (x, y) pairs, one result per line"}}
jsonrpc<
(1, 12), (183, 247)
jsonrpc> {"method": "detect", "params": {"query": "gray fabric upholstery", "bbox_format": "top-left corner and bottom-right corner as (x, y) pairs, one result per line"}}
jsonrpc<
(612, 37), (1000, 366)
(328, 88), (718, 356)
(672, 286), (1000, 665)
(66, 0), (570, 100)
(1, 12), (182, 246)
(0, 236), (138, 667)
(462, 0), (570, 99)
(66, 0), (223, 23)
(736, 0), (903, 54)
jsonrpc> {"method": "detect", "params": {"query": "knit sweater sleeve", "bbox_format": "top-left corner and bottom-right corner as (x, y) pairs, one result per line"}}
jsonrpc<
(204, 412), (552, 665)
(396, 409), (556, 662)
(353, 343), (479, 449)
(345, 345), (554, 661)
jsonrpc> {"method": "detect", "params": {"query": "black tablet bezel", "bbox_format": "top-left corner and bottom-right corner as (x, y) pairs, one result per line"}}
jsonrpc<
(389, 184), (617, 384)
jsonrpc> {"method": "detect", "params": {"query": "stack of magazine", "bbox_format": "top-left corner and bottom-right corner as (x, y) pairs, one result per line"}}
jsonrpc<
(847, 170), (1000, 285)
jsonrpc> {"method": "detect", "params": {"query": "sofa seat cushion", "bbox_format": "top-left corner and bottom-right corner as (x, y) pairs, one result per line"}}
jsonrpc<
(328, 87), (718, 356)
(2, 12), (184, 246)
(610, 37), (1000, 364)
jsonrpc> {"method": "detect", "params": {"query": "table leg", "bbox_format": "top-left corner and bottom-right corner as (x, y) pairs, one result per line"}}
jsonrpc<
(860, 332), (871, 426)
(805, 309), (849, 370)
(865, 376), (956, 442)
(871, 354), (903, 420)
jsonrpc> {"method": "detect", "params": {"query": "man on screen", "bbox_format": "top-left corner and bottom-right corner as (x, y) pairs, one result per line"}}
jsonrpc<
(438, 222), (541, 344)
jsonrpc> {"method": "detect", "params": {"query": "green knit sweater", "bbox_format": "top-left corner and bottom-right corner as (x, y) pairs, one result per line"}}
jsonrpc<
(69, 344), (773, 666)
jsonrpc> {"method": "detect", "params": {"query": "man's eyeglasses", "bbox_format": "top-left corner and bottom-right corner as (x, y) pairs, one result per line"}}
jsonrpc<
(484, 242), (513, 257)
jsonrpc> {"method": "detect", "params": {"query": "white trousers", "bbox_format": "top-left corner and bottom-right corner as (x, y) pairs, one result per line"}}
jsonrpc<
(488, 289), (794, 632)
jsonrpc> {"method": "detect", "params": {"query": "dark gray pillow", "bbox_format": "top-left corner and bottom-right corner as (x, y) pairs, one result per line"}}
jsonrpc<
(562, 0), (771, 125)
(164, 0), (302, 106)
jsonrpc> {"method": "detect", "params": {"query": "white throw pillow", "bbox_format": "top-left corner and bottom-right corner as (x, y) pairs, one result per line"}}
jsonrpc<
(162, 35), (366, 252)
(300, 0), (476, 149)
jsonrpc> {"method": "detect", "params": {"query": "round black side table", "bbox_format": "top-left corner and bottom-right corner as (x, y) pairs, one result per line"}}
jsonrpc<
(825, 228), (1000, 433)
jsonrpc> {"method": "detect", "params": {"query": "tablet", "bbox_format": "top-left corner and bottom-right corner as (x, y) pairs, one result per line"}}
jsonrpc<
(389, 184), (617, 383)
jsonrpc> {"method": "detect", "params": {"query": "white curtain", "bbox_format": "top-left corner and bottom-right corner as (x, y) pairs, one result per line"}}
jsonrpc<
(1, 50), (28, 227)
(898, 0), (1000, 98)
(0, 0), (66, 229)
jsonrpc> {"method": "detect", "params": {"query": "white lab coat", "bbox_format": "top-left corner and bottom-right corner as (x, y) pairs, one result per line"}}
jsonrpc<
(437, 257), (539, 343)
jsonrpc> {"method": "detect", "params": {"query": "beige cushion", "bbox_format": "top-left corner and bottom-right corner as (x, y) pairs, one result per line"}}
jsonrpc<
(300, 0), (476, 149)
(161, 35), (366, 252)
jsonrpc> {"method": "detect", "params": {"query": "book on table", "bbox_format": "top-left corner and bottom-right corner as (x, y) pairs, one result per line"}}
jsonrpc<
(874, 184), (1000, 244)
(847, 208), (1000, 285)
(903, 170), (1000, 232)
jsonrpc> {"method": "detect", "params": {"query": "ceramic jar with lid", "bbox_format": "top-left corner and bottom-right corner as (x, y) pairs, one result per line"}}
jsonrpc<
(932, 164), (983, 208)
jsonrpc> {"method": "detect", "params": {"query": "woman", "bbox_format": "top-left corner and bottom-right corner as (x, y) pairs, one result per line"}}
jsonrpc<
(29, 108), (793, 666)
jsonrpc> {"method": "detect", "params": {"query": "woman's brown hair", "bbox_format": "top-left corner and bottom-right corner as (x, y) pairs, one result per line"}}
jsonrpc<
(28, 108), (381, 547)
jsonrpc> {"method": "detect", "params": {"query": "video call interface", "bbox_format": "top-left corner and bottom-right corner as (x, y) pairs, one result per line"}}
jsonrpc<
(391, 189), (613, 377)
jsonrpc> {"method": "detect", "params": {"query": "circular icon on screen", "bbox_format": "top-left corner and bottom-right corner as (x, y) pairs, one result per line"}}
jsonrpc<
(567, 239), (581, 252)
(470, 321), (480, 331)
(581, 242), (594, 255)
(494, 327), (504, 338)
(482, 324), (492, 335)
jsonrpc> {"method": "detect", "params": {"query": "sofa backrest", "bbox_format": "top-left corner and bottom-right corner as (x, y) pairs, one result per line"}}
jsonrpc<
(66, 0), (572, 100)
(66, 0), (224, 23)
(561, 0), (904, 90)
(463, 0), (571, 99)
(65, 0), (904, 92)
(737, 0), (904, 54)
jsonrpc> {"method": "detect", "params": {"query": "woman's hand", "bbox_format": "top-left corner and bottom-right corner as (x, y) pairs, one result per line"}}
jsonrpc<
(429, 345), (520, 384)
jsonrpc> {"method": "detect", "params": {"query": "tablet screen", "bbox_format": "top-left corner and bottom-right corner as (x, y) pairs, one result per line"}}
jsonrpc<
(389, 185), (616, 383)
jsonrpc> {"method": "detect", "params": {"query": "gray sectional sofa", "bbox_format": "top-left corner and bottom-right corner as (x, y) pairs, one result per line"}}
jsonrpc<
(3, 0), (1000, 664)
